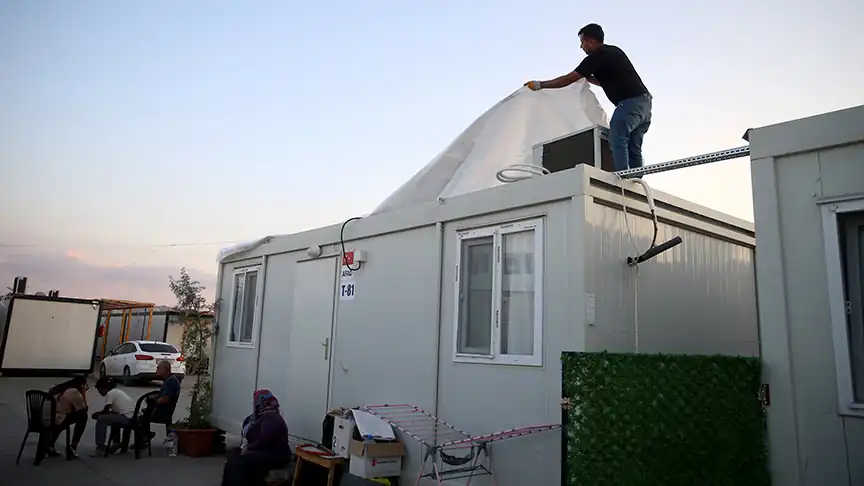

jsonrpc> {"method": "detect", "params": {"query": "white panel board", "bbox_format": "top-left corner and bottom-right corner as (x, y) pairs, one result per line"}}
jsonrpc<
(1, 298), (99, 371)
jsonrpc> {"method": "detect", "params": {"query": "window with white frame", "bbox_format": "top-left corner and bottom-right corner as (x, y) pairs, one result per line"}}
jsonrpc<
(822, 199), (864, 413)
(454, 218), (543, 366)
(229, 266), (261, 345)
(840, 211), (864, 401)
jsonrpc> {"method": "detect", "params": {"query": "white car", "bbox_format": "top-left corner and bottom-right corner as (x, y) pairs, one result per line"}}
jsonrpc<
(100, 340), (185, 385)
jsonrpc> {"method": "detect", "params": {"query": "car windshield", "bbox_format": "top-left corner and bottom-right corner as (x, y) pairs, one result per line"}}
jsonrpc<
(138, 343), (178, 353)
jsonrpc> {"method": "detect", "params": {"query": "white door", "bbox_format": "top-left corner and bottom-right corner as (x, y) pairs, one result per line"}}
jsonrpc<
(285, 257), (337, 442)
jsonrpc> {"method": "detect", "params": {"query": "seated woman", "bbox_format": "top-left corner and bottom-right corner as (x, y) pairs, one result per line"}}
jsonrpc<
(46, 375), (89, 459)
(221, 389), (292, 486)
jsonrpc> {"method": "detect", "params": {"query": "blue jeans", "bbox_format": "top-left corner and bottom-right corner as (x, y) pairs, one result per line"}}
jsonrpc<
(95, 413), (131, 447)
(609, 93), (652, 172)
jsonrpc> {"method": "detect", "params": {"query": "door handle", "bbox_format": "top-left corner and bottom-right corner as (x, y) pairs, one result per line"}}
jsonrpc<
(319, 337), (330, 360)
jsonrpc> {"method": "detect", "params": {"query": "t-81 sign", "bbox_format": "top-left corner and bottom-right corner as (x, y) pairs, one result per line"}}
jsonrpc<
(339, 280), (356, 300)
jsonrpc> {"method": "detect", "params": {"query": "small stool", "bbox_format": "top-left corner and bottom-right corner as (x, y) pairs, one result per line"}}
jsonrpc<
(292, 445), (344, 486)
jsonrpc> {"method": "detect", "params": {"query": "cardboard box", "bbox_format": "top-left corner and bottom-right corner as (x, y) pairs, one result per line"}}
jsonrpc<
(348, 439), (405, 478)
(331, 415), (356, 459)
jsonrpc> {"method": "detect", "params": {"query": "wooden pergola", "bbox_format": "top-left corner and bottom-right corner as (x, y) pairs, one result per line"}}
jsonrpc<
(99, 299), (157, 358)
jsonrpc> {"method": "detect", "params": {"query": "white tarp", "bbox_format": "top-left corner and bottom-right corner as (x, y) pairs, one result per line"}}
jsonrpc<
(217, 236), (274, 263)
(218, 81), (607, 262)
(373, 80), (608, 214)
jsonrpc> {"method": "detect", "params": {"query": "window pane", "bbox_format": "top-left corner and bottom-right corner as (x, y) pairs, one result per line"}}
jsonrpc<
(501, 231), (535, 356)
(851, 223), (864, 402)
(457, 237), (493, 355)
(139, 343), (178, 353)
(230, 274), (244, 342)
(241, 271), (258, 342)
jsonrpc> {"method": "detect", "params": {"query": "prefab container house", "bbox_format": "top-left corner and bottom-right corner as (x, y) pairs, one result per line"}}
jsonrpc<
(0, 294), (102, 375)
(208, 83), (759, 485)
(96, 306), (213, 360)
(749, 104), (864, 486)
(209, 166), (758, 485)
(97, 306), (173, 359)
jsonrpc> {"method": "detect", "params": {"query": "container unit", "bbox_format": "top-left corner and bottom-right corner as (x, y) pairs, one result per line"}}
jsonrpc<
(209, 161), (757, 485)
(96, 307), (213, 362)
(97, 307), (176, 359)
(0, 294), (102, 375)
(749, 104), (864, 486)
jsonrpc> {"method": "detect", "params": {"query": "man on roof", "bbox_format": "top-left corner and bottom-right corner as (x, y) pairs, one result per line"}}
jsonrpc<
(524, 23), (651, 174)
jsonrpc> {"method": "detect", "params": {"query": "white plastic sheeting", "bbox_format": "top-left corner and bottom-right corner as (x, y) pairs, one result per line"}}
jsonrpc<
(218, 81), (607, 262)
(217, 236), (274, 263)
(373, 80), (608, 214)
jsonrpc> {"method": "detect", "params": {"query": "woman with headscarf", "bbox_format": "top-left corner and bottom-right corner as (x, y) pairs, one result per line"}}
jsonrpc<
(221, 389), (292, 486)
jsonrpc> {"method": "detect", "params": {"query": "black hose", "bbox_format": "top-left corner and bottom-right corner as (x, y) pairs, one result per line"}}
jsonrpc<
(340, 217), (364, 271)
(628, 236), (683, 266)
(649, 213), (659, 249)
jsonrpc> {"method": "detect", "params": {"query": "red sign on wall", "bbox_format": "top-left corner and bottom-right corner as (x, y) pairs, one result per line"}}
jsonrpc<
(342, 250), (355, 267)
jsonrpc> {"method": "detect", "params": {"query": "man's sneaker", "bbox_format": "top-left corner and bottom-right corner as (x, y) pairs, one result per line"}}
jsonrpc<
(89, 447), (105, 458)
(46, 448), (62, 458)
(66, 445), (79, 460)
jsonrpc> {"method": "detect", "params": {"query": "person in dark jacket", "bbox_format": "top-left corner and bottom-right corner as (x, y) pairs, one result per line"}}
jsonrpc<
(221, 389), (292, 486)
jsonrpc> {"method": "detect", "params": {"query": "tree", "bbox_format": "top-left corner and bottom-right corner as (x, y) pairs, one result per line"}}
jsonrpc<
(169, 268), (218, 429)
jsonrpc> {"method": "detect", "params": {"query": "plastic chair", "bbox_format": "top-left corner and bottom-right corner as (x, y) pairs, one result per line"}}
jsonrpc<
(104, 391), (158, 459)
(16, 390), (71, 466)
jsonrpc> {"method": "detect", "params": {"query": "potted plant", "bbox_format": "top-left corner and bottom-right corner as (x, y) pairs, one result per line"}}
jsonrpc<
(168, 268), (219, 457)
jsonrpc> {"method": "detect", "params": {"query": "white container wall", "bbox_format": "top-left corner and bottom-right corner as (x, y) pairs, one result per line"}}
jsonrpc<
(1, 295), (101, 373)
(749, 105), (864, 486)
(209, 163), (758, 486)
(583, 177), (759, 357)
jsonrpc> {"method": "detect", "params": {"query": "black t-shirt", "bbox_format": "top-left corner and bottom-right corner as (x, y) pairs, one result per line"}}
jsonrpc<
(575, 44), (649, 106)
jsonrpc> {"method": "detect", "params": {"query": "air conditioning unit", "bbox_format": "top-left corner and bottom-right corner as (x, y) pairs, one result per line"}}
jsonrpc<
(533, 126), (615, 174)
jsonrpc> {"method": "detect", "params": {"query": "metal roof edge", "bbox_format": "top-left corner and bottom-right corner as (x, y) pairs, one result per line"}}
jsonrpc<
(748, 104), (864, 160)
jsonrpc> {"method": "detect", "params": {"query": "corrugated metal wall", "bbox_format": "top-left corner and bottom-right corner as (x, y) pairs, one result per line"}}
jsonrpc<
(584, 202), (759, 356)
(97, 311), (170, 358)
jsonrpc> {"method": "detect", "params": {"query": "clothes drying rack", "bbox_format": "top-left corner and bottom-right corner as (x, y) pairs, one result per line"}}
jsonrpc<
(365, 404), (560, 486)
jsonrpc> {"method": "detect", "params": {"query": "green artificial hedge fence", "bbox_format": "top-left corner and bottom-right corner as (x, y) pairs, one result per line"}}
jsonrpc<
(561, 352), (770, 486)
